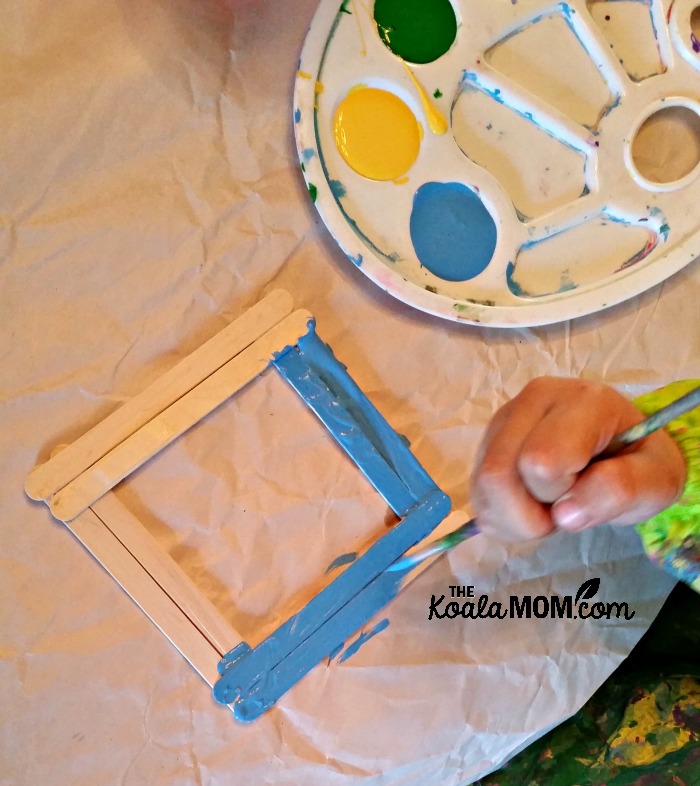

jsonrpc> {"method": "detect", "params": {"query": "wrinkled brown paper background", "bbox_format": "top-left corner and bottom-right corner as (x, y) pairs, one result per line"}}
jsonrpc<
(1, 1), (699, 784)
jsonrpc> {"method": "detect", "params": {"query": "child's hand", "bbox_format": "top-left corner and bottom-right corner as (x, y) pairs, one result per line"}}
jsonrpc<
(470, 377), (687, 541)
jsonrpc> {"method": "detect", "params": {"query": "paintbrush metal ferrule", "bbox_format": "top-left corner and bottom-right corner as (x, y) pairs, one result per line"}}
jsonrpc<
(387, 384), (700, 573)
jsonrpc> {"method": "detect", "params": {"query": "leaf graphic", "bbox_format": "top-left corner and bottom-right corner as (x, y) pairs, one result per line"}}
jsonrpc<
(575, 578), (601, 604)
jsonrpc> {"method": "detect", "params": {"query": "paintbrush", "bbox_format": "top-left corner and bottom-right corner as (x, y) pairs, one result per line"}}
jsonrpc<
(387, 384), (700, 572)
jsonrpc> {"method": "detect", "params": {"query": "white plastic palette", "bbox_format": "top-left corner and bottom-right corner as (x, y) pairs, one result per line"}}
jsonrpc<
(294, 0), (700, 326)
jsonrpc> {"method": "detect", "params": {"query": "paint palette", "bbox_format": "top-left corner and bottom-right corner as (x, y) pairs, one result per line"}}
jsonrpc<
(294, 0), (700, 326)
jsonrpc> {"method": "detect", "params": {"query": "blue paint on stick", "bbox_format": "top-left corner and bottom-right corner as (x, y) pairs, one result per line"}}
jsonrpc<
(272, 330), (438, 514)
(212, 319), (451, 722)
(410, 182), (497, 281)
(214, 491), (450, 721)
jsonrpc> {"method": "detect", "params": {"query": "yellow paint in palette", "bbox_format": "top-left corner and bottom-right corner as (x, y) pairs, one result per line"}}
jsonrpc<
(333, 87), (420, 181)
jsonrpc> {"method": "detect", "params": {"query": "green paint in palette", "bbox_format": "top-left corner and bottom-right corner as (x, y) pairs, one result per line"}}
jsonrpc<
(374, 0), (458, 65)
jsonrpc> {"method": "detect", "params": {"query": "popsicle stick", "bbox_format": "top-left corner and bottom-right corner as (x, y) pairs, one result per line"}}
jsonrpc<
(50, 309), (313, 522)
(93, 492), (242, 655)
(26, 289), (294, 502)
(69, 507), (221, 686)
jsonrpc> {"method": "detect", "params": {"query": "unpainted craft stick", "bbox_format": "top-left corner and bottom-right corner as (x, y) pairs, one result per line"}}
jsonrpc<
(70, 507), (221, 686)
(50, 309), (313, 521)
(26, 289), (294, 502)
(93, 492), (243, 655)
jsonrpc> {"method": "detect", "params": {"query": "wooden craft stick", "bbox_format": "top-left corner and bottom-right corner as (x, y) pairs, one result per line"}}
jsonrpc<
(69, 507), (222, 686)
(50, 310), (313, 522)
(25, 289), (294, 502)
(92, 492), (242, 655)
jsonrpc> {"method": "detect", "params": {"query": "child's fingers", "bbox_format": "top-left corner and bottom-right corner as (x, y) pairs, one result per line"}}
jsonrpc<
(552, 432), (686, 531)
(470, 463), (554, 542)
(516, 391), (643, 503)
(470, 377), (686, 543)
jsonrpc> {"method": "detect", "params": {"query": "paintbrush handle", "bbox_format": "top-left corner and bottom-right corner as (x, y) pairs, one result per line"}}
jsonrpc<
(599, 384), (700, 458)
(388, 384), (700, 572)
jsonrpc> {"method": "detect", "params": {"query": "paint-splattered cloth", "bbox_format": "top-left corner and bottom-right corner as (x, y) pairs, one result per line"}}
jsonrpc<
(636, 380), (700, 594)
(478, 381), (700, 786)
(476, 582), (700, 786)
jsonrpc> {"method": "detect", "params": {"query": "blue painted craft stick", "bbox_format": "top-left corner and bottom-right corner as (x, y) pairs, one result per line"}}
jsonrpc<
(214, 321), (454, 721)
(388, 384), (700, 573)
(273, 328), (437, 514)
(214, 490), (450, 718)
(230, 558), (421, 721)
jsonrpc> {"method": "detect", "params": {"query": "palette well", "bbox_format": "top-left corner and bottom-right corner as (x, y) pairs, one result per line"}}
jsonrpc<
(294, 0), (700, 326)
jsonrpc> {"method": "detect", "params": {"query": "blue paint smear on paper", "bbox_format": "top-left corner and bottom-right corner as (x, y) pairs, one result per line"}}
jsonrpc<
(349, 253), (363, 267)
(338, 618), (390, 664)
(302, 147), (316, 161)
(410, 182), (497, 281)
(327, 641), (345, 663)
(326, 551), (358, 573)
(294, 108), (301, 123)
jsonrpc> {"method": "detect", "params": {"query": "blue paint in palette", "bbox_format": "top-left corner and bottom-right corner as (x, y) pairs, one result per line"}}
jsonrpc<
(410, 182), (497, 281)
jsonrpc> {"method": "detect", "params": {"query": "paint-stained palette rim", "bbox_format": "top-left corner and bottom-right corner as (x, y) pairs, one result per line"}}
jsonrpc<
(294, 0), (700, 327)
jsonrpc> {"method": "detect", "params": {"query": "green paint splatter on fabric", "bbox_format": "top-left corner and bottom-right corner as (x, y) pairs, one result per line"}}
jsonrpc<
(433, 88), (443, 98)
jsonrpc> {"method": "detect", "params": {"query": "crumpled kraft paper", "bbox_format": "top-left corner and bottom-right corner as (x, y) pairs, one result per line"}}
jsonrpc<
(1, 1), (699, 784)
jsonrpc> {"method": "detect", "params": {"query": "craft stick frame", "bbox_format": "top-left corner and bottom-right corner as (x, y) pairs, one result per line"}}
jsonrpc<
(26, 290), (459, 721)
